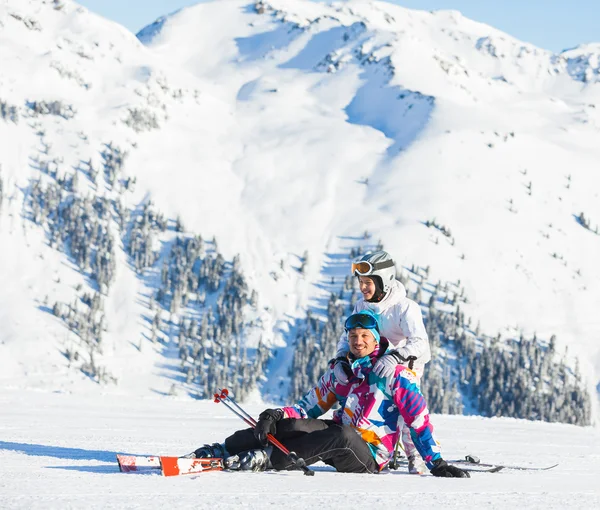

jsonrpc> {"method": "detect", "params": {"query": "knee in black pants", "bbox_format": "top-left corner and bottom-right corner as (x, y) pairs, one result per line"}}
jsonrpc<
(224, 419), (330, 456)
(224, 427), (260, 456)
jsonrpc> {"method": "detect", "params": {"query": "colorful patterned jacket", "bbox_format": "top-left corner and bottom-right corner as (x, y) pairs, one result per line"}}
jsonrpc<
(282, 337), (442, 470)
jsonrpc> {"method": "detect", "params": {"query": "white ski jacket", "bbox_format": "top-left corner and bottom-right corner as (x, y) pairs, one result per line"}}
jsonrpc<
(337, 280), (431, 373)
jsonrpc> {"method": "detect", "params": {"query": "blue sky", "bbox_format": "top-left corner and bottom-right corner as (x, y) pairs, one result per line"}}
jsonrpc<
(78, 0), (599, 53)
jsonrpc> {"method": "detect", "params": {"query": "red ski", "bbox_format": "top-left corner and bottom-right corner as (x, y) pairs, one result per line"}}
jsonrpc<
(160, 456), (224, 476)
(117, 454), (161, 473)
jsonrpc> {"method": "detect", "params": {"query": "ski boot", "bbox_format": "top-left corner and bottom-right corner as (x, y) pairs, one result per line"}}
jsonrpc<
(225, 449), (271, 472)
(183, 442), (227, 459)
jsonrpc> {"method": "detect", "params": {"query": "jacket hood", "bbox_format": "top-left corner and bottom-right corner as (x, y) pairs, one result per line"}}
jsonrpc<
(360, 279), (407, 314)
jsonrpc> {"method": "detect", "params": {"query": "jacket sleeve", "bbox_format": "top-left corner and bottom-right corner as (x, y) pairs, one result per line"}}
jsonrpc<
(395, 299), (430, 360)
(392, 368), (442, 470)
(282, 366), (340, 419)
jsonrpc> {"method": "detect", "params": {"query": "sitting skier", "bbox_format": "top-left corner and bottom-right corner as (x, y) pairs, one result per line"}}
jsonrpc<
(190, 311), (469, 478)
(333, 250), (431, 474)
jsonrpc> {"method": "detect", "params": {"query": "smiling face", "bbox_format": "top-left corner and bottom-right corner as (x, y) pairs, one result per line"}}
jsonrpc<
(358, 276), (376, 301)
(348, 327), (378, 358)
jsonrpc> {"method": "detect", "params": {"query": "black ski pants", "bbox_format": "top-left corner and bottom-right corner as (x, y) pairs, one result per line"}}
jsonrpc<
(224, 418), (379, 473)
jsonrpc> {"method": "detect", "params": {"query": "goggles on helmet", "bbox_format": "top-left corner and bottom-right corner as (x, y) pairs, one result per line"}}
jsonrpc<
(344, 313), (380, 332)
(351, 259), (395, 276)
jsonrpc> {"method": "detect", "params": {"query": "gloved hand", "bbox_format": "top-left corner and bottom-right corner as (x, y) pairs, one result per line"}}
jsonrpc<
(254, 408), (284, 446)
(331, 356), (353, 385)
(373, 350), (404, 378)
(430, 459), (470, 478)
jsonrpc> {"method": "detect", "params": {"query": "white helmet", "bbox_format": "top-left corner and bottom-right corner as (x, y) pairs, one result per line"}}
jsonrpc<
(352, 250), (396, 294)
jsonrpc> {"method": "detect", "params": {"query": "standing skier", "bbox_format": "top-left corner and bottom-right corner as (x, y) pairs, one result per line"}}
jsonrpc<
(190, 311), (468, 478)
(333, 250), (431, 474)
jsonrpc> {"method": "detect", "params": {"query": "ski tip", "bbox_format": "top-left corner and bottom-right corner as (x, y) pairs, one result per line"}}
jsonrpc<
(117, 454), (134, 473)
(116, 454), (162, 473)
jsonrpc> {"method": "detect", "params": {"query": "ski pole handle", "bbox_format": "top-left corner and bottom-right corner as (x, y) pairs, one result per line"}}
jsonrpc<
(397, 355), (417, 370)
(214, 392), (256, 428)
(219, 389), (257, 424)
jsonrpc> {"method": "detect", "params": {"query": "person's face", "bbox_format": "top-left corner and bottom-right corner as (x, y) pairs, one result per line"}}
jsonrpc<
(358, 276), (376, 301)
(348, 328), (378, 358)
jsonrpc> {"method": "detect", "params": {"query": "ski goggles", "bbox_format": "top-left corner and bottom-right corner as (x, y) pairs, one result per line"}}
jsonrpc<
(351, 259), (394, 276)
(344, 313), (380, 333)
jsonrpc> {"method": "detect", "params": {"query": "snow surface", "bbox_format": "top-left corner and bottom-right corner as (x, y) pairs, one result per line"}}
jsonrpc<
(0, 388), (599, 509)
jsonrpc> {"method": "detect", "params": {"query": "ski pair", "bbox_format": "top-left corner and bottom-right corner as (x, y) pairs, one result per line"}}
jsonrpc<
(213, 388), (314, 476)
(117, 454), (224, 476)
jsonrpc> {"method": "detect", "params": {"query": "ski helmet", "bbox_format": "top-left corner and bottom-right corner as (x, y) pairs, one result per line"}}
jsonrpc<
(352, 250), (396, 294)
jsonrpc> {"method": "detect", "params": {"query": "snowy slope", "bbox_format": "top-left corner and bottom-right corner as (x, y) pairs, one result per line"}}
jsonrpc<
(1, 0), (600, 417)
(137, 0), (600, 405)
(0, 388), (599, 509)
(0, 0), (249, 396)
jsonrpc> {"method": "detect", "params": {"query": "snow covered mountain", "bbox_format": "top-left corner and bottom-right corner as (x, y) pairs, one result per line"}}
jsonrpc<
(1, 0), (600, 421)
(0, 0), (269, 397)
(136, 0), (600, 412)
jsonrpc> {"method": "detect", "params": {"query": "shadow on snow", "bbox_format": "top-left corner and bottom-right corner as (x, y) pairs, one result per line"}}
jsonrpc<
(0, 440), (119, 463)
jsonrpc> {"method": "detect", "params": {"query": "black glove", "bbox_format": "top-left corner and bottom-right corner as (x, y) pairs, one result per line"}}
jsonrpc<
(330, 356), (353, 385)
(430, 458), (470, 478)
(254, 408), (284, 446)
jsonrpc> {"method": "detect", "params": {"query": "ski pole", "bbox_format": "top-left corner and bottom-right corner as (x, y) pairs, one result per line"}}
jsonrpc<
(218, 389), (257, 424)
(216, 390), (295, 458)
(217, 389), (293, 452)
(214, 389), (314, 476)
(390, 436), (401, 470)
(219, 387), (298, 459)
(214, 389), (297, 461)
(390, 435), (406, 469)
(214, 390), (312, 475)
(214, 394), (257, 428)
(216, 396), (297, 461)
